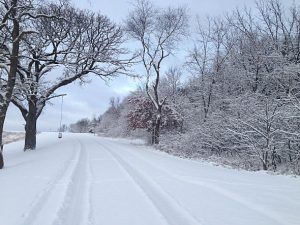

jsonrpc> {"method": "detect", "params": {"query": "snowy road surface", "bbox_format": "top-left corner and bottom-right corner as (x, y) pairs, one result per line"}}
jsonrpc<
(0, 133), (299, 225)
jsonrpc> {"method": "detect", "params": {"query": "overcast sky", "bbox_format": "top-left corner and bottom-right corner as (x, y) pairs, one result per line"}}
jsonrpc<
(4, 0), (294, 131)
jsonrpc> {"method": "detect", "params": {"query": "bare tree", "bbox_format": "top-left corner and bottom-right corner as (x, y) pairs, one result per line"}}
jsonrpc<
(0, 0), (52, 168)
(187, 17), (230, 121)
(0, 0), (21, 168)
(12, 4), (132, 150)
(160, 66), (182, 104)
(226, 95), (283, 170)
(126, 0), (188, 144)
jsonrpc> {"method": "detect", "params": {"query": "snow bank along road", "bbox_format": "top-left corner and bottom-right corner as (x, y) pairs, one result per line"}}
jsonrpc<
(0, 133), (299, 225)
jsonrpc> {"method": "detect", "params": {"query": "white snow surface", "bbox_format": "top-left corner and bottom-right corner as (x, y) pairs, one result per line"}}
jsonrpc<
(3, 131), (25, 144)
(0, 132), (299, 225)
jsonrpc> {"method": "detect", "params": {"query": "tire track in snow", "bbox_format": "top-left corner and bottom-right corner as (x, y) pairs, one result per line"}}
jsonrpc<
(52, 139), (93, 225)
(21, 138), (93, 225)
(21, 140), (81, 225)
(97, 141), (203, 225)
(106, 140), (287, 225)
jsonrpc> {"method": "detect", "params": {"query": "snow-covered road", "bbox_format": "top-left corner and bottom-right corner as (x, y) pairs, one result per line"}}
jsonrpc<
(0, 133), (299, 225)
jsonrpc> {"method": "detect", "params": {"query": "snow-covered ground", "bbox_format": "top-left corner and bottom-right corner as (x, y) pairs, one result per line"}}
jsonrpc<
(3, 131), (25, 144)
(0, 132), (299, 225)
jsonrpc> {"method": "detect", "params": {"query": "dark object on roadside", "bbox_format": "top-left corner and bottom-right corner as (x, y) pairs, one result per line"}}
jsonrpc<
(58, 132), (62, 139)
(89, 129), (94, 134)
(0, 144), (4, 169)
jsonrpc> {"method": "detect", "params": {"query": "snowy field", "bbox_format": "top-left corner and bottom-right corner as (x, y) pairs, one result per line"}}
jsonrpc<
(3, 131), (25, 144)
(0, 132), (299, 225)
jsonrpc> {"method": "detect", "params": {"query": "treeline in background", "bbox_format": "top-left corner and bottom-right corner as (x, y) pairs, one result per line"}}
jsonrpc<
(70, 0), (300, 175)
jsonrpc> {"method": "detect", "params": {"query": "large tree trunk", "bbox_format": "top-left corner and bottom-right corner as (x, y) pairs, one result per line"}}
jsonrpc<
(262, 162), (268, 171)
(0, 101), (7, 169)
(152, 114), (161, 145)
(262, 151), (268, 170)
(0, 125), (4, 169)
(0, 0), (20, 168)
(24, 101), (37, 151)
(0, 148), (3, 169)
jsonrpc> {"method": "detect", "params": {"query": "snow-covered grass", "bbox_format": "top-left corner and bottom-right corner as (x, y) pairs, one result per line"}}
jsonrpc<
(97, 133), (147, 146)
(3, 131), (25, 145)
(0, 132), (299, 225)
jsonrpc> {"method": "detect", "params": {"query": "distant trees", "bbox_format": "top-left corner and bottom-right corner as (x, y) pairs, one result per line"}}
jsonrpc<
(98, 97), (122, 132)
(59, 124), (68, 132)
(126, 0), (188, 144)
(187, 16), (231, 121)
(85, 0), (300, 174)
(70, 118), (91, 133)
(160, 67), (183, 105)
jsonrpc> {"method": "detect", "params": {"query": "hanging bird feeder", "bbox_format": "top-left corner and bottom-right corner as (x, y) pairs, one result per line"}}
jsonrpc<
(58, 94), (66, 139)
